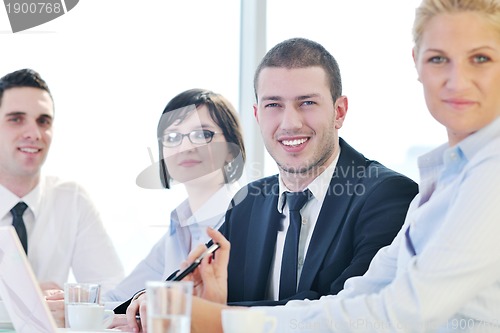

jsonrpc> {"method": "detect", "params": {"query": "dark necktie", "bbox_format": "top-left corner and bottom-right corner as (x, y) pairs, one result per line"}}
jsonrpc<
(11, 202), (29, 254)
(279, 190), (311, 300)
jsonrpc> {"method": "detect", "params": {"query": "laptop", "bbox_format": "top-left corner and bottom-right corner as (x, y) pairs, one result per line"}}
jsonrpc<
(0, 226), (122, 333)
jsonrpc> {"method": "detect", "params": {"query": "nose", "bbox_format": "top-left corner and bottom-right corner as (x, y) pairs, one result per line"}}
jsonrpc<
(280, 105), (303, 131)
(22, 119), (42, 141)
(176, 134), (198, 152)
(445, 60), (471, 91)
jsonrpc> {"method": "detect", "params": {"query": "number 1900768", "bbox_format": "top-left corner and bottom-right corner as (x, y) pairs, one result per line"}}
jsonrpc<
(5, 2), (62, 14)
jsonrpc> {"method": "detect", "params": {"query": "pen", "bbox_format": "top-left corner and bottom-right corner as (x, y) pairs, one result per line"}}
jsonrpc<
(170, 242), (220, 281)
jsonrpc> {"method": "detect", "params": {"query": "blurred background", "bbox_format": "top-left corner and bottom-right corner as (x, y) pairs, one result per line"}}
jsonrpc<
(0, 0), (443, 275)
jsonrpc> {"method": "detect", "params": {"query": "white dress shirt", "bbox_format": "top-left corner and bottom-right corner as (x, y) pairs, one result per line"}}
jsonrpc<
(268, 153), (339, 301)
(257, 116), (500, 332)
(0, 175), (124, 294)
(103, 182), (240, 302)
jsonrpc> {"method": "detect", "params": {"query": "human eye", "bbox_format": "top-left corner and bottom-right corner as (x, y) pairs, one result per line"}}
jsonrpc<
(301, 100), (316, 106)
(163, 132), (180, 144)
(37, 116), (52, 127)
(6, 114), (23, 123)
(193, 130), (210, 140)
(264, 102), (280, 108)
(8, 116), (21, 123)
(472, 54), (490, 64)
(427, 55), (447, 64)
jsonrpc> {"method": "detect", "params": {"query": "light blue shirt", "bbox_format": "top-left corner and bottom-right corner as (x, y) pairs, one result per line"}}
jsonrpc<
(257, 117), (500, 332)
(103, 182), (239, 302)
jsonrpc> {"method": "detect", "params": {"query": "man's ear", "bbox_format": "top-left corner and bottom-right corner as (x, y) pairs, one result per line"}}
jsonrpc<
(334, 96), (348, 130)
(253, 104), (259, 124)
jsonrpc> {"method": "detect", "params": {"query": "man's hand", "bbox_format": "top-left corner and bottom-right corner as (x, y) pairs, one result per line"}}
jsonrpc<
(44, 290), (65, 327)
(125, 292), (147, 332)
(41, 282), (65, 327)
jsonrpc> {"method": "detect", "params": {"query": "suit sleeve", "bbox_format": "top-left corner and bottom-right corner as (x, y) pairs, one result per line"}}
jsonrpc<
(325, 174), (418, 295)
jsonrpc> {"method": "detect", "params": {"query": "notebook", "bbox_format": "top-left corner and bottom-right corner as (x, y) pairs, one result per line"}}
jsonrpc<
(0, 226), (122, 333)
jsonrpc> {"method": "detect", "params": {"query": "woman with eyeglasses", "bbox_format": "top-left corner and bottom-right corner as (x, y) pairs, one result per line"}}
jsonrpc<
(103, 88), (246, 308)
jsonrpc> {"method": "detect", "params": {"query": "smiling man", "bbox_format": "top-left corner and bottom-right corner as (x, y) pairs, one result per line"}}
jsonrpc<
(212, 38), (419, 306)
(0, 69), (123, 325)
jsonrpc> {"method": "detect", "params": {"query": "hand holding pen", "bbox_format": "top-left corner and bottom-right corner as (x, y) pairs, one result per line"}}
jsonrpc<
(181, 227), (230, 304)
(170, 242), (221, 281)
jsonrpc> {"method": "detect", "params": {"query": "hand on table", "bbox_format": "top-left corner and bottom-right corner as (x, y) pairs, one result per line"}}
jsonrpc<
(41, 281), (65, 327)
(43, 290), (64, 327)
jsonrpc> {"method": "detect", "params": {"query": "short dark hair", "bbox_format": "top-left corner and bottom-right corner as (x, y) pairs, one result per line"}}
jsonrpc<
(0, 68), (52, 106)
(254, 37), (342, 102)
(158, 88), (246, 189)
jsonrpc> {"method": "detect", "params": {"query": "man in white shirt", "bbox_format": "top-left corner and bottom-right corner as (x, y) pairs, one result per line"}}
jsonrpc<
(0, 68), (123, 296)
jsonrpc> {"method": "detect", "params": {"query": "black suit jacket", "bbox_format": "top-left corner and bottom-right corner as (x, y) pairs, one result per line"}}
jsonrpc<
(220, 138), (418, 306)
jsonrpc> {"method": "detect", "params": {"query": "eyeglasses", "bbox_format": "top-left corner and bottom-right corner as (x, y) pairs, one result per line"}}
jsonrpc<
(159, 129), (221, 148)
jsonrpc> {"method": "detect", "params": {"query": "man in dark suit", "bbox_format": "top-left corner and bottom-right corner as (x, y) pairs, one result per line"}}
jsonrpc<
(223, 138), (417, 305)
(123, 37), (417, 331)
(219, 37), (418, 306)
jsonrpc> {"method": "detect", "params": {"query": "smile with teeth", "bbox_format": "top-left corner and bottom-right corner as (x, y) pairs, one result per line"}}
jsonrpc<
(19, 147), (41, 154)
(282, 138), (308, 146)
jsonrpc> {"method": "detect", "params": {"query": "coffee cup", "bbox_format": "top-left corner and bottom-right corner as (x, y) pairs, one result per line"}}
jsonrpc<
(64, 282), (112, 330)
(66, 303), (113, 330)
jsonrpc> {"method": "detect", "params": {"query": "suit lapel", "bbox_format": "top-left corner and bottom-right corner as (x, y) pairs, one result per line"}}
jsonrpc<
(243, 181), (282, 299)
(298, 138), (366, 291)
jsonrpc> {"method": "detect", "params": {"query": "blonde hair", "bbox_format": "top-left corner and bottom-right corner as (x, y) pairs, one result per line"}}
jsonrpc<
(413, 0), (500, 54)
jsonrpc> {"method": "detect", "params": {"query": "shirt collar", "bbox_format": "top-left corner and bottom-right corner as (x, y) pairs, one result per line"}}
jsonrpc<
(170, 182), (241, 234)
(419, 116), (500, 169)
(457, 115), (500, 162)
(0, 184), (20, 220)
(0, 178), (43, 220)
(192, 182), (240, 224)
(277, 149), (340, 213)
(417, 116), (500, 204)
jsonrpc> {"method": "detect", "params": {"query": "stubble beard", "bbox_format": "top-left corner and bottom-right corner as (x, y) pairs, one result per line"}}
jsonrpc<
(276, 142), (335, 178)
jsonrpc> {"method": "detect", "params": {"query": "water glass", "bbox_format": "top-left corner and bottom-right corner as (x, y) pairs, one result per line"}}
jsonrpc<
(146, 280), (193, 333)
